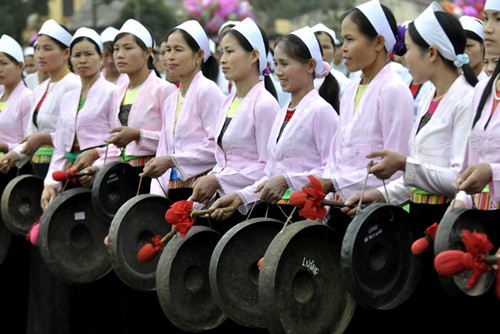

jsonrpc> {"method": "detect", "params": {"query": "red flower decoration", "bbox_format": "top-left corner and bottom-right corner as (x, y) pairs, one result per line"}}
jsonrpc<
(164, 200), (195, 237)
(289, 175), (327, 220)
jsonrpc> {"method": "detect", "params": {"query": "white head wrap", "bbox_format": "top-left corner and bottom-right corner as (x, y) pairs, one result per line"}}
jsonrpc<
(218, 20), (239, 40)
(71, 27), (103, 53)
(414, 1), (469, 67)
(232, 17), (268, 80)
(175, 20), (211, 62)
(100, 27), (119, 44)
(118, 19), (153, 48)
(291, 26), (327, 77)
(38, 19), (72, 47)
(311, 23), (340, 46)
(24, 46), (34, 57)
(485, 0), (500, 12)
(0, 34), (24, 63)
(459, 15), (484, 40)
(356, 0), (396, 53)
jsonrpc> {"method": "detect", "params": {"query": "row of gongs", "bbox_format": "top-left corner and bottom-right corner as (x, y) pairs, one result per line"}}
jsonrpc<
(1, 161), (499, 333)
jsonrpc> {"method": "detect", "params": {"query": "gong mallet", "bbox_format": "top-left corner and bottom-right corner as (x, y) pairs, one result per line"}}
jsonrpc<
(137, 203), (236, 263)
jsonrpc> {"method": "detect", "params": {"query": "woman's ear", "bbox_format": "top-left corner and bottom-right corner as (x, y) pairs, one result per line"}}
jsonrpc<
(374, 35), (386, 52)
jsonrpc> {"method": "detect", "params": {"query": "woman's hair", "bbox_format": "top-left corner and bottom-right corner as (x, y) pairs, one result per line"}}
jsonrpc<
(275, 34), (340, 112)
(407, 11), (478, 88)
(342, 4), (406, 56)
(70, 36), (102, 56)
(473, 52), (500, 128)
(115, 31), (162, 78)
(103, 41), (113, 55)
(225, 28), (278, 100)
(168, 28), (219, 83)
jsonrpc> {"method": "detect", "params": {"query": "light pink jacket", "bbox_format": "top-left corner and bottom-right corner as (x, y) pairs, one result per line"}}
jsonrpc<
(150, 71), (224, 195)
(13, 72), (81, 167)
(210, 81), (280, 196)
(44, 76), (118, 186)
(0, 81), (33, 151)
(236, 89), (339, 211)
(323, 63), (414, 201)
(94, 70), (177, 165)
(456, 78), (500, 205)
(384, 75), (474, 204)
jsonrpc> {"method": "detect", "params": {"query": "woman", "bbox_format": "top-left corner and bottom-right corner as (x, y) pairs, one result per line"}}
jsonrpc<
(79, 19), (177, 194)
(341, 2), (478, 332)
(40, 27), (117, 210)
(0, 34), (33, 168)
(100, 26), (128, 85)
(460, 15), (488, 80)
(142, 20), (224, 203)
(454, 0), (500, 273)
(0, 19), (80, 178)
(0, 33), (34, 334)
(311, 22), (352, 96)
(208, 25), (339, 224)
(317, 0), (414, 213)
(0, 19), (80, 334)
(188, 18), (280, 232)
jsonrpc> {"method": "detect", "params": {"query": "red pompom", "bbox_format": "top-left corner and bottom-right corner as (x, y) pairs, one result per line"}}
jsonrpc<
(136, 235), (165, 262)
(52, 170), (69, 181)
(165, 200), (194, 225)
(137, 243), (157, 262)
(411, 236), (431, 255)
(434, 250), (474, 276)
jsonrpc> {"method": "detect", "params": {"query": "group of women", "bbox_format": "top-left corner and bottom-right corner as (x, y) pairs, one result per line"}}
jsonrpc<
(1, 0), (500, 332)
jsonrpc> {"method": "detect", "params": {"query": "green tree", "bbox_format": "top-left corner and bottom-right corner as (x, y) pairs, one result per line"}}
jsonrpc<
(114, 0), (178, 44)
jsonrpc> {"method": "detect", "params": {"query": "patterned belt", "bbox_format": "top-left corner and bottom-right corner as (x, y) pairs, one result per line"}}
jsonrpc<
(410, 191), (452, 205)
(473, 192), (498, 210)
(169, 172), (207, 189)
(126, 155), (154, 167)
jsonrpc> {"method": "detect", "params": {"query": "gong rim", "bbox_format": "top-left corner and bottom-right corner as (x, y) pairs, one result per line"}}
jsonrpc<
(91, 161), (139, 223)
(107, 193), (172, 291)
(209, 217), (284, 329)
(340, 202), (422, 310)
(156, 225), (227, 332)
(1, 174), (43, 236)
(259, 220), (355, 334)
(434, 207), (499, 298)
(38, 187), (112, 285)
